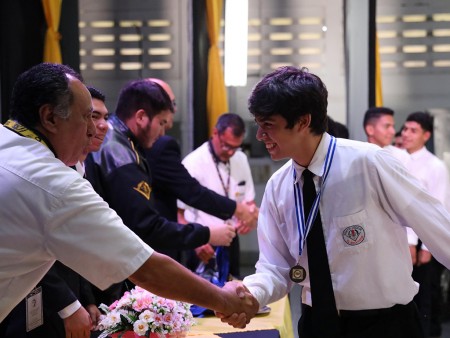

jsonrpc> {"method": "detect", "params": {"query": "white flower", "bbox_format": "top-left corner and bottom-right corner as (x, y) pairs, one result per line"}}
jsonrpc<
(133, 320), (149, 335)
(139, 309), (155, 322)
(98, 286), (195, 335)
(105, 311), (121, 326)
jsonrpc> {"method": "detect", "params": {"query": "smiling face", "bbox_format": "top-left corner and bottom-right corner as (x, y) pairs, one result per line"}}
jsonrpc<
(401, 121), (430, 154)
(87, 97), (109, 153)
(254, 115), (299, 161)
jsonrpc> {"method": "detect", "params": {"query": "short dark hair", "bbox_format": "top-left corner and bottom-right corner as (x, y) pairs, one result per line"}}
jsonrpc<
(10, 63), (83, 128)
(248, 66), (328, 135)
(87, 86), (105, 102)
(216, 113), (245, 137)
(328, 117), (349, 139)
(115, 80), (173, 121)
(405, 111), (433, 133)
(363, 107), (394, 128)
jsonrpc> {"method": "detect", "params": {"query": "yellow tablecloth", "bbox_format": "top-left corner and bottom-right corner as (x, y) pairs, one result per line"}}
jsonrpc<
(187, 295), (295, 338)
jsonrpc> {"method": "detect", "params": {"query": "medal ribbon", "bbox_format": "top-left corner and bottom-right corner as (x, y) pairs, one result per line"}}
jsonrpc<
(293, 136), (336, 256)
(4, 119), (51, 149)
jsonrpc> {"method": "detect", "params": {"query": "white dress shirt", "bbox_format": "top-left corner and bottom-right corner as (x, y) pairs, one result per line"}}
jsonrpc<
(243, 133), (450, 311)
(403, 146), (450, 249)
(0, 125), (153, 322)
(178, 141), (255, 227)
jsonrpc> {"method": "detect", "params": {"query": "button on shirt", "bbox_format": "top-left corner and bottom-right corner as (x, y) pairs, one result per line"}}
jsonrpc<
(243, 133), (450, 311)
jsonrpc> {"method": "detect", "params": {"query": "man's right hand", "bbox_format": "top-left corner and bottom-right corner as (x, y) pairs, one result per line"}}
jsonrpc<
(215, 280), (259, 328)
(63, 306), (91, 338)
(234, 202), (258, 225)
(208, 222), (236, 246)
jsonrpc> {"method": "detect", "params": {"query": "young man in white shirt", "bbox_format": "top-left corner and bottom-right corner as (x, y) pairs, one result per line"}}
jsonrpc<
(218, 66), (450, 338)
(363, 106), (408, 163)
(402, 111), (450, 337)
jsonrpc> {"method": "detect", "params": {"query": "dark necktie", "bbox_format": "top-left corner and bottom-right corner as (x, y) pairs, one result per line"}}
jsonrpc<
(303, 169), (340, 336)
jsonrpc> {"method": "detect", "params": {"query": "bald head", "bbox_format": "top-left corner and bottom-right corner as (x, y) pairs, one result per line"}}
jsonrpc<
(147, 78), (175, 106)
(146, 78), (176, 130)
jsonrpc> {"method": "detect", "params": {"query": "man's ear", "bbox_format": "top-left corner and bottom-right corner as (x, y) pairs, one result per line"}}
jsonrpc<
(423, 130), (431, 143)
(296, 114), (312, 132)
(135, 109), (148, 127)
(365, 125), (374, 137)
(38, 104), (58, 134)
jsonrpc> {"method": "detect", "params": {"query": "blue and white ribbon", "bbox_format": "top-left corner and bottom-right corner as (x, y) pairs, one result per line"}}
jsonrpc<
(293, 136), (336, 256)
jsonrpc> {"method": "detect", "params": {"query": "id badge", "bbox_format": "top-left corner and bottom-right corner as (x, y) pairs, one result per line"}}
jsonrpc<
(26, 286), (43, 332)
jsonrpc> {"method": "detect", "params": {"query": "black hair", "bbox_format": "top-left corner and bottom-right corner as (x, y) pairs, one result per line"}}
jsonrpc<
(328, 117), (349, 139)
(10, 63), (83, 128)
(216, 113), (246, 137)
(363, 106), (394, 128)
(405, 111), (433, 133)
(87, 86), (106, 102)
(248, 66), (328, 135)
(115, 80), (173, 121)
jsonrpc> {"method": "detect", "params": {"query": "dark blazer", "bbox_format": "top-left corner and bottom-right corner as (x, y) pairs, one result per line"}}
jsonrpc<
(4, 262), (95, 338)
(85, 116), (210, 252)
(145, 135), (236, 222)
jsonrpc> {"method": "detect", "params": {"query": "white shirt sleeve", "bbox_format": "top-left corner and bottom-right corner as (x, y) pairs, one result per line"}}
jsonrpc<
(58, 300), (82, 319)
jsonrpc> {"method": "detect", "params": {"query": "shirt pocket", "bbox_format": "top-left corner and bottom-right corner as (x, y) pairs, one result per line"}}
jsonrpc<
(332, 209), (371, 254)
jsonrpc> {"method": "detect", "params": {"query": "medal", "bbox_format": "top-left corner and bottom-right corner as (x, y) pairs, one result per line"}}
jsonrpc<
(289, 264), (306, 283)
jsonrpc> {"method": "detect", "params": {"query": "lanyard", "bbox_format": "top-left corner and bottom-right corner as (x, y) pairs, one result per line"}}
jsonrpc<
(4, 119), (51, 149)
(293, 136), (336, 256)
(208, 140), (231, 198)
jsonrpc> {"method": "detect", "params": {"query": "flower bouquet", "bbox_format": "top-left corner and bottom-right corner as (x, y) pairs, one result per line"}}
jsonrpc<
(97, 286), (195, 338)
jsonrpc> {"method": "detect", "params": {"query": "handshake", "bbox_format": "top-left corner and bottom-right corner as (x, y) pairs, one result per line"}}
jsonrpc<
(234, 201), (259, 235)
(215, 280), (260, 328)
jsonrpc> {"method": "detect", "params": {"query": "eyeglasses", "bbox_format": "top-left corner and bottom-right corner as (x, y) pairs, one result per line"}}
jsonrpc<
(218, 134), (241, 152)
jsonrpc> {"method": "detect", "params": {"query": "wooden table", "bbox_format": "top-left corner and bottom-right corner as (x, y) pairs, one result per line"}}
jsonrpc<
(187, 295), (295, 338)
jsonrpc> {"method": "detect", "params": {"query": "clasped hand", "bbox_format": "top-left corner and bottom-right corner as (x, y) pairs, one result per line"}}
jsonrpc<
(215, 280), (260, 328)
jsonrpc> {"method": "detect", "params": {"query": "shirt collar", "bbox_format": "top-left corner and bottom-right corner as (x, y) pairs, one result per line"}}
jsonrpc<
(292, 133), (330, 183)
(409, 146), (427, 160)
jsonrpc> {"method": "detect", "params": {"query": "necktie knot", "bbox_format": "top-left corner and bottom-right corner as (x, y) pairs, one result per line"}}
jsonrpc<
(302, 168), (313, 180)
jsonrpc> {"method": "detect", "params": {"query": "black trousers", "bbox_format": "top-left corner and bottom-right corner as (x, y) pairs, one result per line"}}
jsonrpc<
(412, 261), (432, 336)
(298, 302), (424, 338)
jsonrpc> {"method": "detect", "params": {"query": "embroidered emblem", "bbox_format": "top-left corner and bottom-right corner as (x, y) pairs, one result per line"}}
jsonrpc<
(133, 181), (151, 200)
(342, 225), (365, 246)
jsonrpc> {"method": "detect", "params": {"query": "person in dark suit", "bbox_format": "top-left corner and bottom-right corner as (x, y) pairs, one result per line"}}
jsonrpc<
(4, 263), (96, 338)
(144, 79), (258, 263)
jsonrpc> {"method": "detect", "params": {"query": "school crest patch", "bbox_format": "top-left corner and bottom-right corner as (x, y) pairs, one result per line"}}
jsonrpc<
(342, 225), (365, 246)
(133, 181), (151, 200)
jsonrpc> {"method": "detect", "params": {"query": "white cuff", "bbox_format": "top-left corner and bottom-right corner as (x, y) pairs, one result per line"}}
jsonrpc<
(406, 227), (418, 246)
(58, 300), (82, 319)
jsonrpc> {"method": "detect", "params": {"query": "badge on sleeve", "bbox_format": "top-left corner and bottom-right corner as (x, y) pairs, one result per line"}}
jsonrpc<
(133, 181), (151, 200)
(26, 287), (43, 332)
